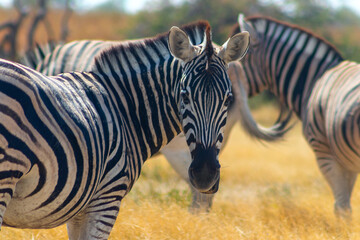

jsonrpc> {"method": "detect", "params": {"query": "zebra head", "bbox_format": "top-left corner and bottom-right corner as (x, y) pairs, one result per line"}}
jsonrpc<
(168, 24), (250, 193)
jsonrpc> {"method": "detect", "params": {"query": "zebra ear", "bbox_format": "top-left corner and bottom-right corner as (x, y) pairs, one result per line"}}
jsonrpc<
(168, 26), (196, 63)
(238, 13), (260, 46)
(218, 31), (250, 64)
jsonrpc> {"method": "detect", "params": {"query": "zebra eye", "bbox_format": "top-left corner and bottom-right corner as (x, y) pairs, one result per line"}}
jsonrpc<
(180, 89), (190, 104)
(224, 93), (233, 107)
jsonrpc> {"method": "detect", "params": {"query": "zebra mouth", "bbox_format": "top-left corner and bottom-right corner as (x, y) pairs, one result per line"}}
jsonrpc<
(201, 178), (219, 194)
(188, 167), (220, 193)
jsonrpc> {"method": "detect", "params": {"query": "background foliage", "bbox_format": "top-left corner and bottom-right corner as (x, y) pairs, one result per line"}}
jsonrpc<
(1, 0), (360, 62)
(91, 0), (360, 62)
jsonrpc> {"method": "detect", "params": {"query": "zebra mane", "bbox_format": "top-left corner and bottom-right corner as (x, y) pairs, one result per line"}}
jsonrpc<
(93, 21), (210, 74)
(180, 20), (210, 46)
(204, 25), (214, 68)
(231, 15), (343, 60)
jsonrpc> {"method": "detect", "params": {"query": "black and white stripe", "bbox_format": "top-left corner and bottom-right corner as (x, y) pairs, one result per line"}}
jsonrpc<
(21, 21), (289, 212)
(0, 21), (249, 239)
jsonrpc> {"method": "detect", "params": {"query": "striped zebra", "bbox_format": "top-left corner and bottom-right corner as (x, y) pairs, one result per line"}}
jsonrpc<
(231, 14), (360, 217)
(21, 24), (292, 212)
(0, 21), (251, 239)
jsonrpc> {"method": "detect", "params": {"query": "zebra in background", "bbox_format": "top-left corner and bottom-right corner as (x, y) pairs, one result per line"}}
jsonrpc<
(21, 24), (292, 212)
(23, 40), (138, 76)
(0, 21), (251, 239)
(230, 14), (360, 218)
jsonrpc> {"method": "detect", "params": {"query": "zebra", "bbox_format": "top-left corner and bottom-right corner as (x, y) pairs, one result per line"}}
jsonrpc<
(230, 14), (360, 218)
(21, 24), (293, 212)
(0, 21), (251, 239)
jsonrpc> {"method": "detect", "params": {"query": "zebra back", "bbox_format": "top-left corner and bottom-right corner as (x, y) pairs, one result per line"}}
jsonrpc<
(232, 15), (343, 100)
(20, 22), (209, 76)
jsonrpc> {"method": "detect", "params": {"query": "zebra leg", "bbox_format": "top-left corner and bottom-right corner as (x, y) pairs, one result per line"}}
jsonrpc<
(67, 214), (84, 240)
(315, 150), (357, 219)
(66, 201), (121, 239)
(189, 185), (214, 213)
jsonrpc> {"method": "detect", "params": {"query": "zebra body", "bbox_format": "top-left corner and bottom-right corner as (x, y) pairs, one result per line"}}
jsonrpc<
(0, 66), (117, 229)
(22, 25), (291, 211)
(29, 40), (121, 75)
(233, 15), (360, 216)
(0, 22), (251, 238)
(303, 60), (360, 215)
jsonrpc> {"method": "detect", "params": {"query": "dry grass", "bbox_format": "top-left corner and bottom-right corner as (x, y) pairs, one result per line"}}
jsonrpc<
(2, 105), (360, 239)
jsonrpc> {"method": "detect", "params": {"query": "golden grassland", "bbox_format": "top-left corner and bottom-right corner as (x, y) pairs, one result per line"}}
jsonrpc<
(2, 105), (360, 239)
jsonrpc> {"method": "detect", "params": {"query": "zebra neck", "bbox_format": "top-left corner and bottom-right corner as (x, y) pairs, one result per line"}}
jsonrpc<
(240, 59), (269, 98)
(245, 17), (343, 117)
(93, 58), (184, 162)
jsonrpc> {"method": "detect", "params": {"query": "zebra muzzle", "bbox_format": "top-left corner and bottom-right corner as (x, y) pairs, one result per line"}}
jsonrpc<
(188, 145), (221, 193)
(188, 166), (220, 193)
(202, 177), (219, 194)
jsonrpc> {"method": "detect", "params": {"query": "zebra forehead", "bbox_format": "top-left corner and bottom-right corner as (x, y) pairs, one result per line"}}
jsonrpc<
(182, 68), (231, 95)
(188, 74), (231, 96)
(185, 70), (230, 86)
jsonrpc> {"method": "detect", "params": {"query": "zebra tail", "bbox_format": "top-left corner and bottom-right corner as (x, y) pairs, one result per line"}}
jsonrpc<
(20, 41), (59, 68)
(236, 80), (295, 142)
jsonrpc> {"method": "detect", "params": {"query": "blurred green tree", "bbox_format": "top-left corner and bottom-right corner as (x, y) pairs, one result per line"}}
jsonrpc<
(115, 0), (360, 61)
